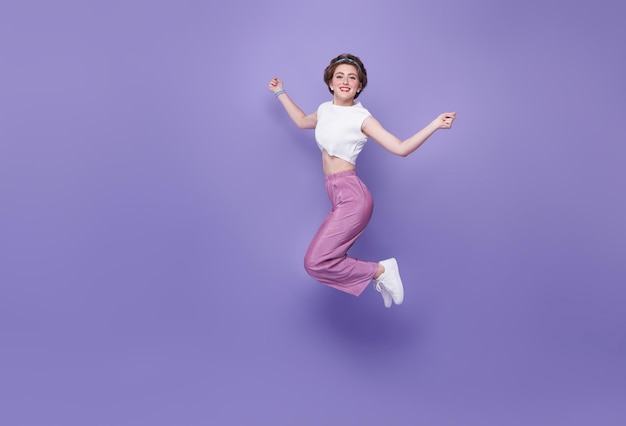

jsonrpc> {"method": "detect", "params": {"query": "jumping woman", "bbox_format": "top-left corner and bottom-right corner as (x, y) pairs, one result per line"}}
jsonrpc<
(268, 53), (456, 308)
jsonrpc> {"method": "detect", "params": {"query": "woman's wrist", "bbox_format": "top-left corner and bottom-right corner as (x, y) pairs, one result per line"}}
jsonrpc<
(427, 120), (441, 132)
(273, 89), (286, 97)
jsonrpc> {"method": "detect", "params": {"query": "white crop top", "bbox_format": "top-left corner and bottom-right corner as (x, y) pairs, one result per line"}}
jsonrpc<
(314, 101), (372, 165)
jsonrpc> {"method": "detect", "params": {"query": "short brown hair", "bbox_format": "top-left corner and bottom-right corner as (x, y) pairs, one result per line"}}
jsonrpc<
(323, 54), (368, 99)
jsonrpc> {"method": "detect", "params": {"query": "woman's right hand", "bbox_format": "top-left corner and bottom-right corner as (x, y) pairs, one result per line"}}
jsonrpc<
(268, 77), (283, 94)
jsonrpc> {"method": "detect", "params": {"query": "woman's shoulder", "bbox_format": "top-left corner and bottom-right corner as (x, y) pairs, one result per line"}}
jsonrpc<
(354, 102), (372, 117)
(316, 100), (334, 117)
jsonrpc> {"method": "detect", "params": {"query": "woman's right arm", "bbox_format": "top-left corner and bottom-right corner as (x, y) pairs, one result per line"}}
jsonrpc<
(268, 77), (317, 129)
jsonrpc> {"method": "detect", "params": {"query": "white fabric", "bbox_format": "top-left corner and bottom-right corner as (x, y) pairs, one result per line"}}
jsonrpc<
(314, 101), (371, 165)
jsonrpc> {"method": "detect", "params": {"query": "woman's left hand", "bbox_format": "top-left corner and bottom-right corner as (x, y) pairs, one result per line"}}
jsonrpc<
(433, 112), (456, 129)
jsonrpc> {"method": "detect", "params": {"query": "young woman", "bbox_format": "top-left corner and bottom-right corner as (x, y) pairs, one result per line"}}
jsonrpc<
(268, 53), (456, 308)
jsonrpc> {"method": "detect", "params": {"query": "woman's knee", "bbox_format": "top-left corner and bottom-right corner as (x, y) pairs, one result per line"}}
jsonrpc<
(303, 252), (323, 278)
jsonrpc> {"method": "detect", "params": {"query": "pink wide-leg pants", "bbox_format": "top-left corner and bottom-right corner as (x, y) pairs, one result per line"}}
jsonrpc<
(304, 170), (379, 296)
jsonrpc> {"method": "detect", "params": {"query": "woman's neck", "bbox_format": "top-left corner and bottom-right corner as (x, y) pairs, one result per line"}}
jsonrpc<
(332, 98), (356, 106)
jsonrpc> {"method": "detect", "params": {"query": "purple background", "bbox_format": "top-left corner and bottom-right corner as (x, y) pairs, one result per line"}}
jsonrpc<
(2, 0), (625, 424)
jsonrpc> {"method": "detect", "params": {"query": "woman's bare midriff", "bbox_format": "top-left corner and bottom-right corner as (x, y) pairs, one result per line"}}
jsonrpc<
(322, 150), (356, 176)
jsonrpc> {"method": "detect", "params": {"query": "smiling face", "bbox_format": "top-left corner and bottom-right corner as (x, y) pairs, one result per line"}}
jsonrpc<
(329, 64), (362, 105)
(323, 54), (368, 103)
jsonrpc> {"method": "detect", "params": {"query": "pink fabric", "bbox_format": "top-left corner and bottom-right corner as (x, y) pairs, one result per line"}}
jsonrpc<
(304, 170), (379, 296)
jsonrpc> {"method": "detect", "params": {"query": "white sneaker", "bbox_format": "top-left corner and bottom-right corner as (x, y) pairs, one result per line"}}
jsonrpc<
(374, 258), (404, 305)
(375, 281), (393, 308)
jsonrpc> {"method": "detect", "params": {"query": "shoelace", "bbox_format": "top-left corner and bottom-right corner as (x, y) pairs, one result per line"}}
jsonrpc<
(375, 280), (393, 308)
(375, 279), (391, 295)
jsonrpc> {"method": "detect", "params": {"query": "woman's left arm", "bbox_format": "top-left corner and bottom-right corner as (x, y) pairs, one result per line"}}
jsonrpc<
(362, 112), (456, 157)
